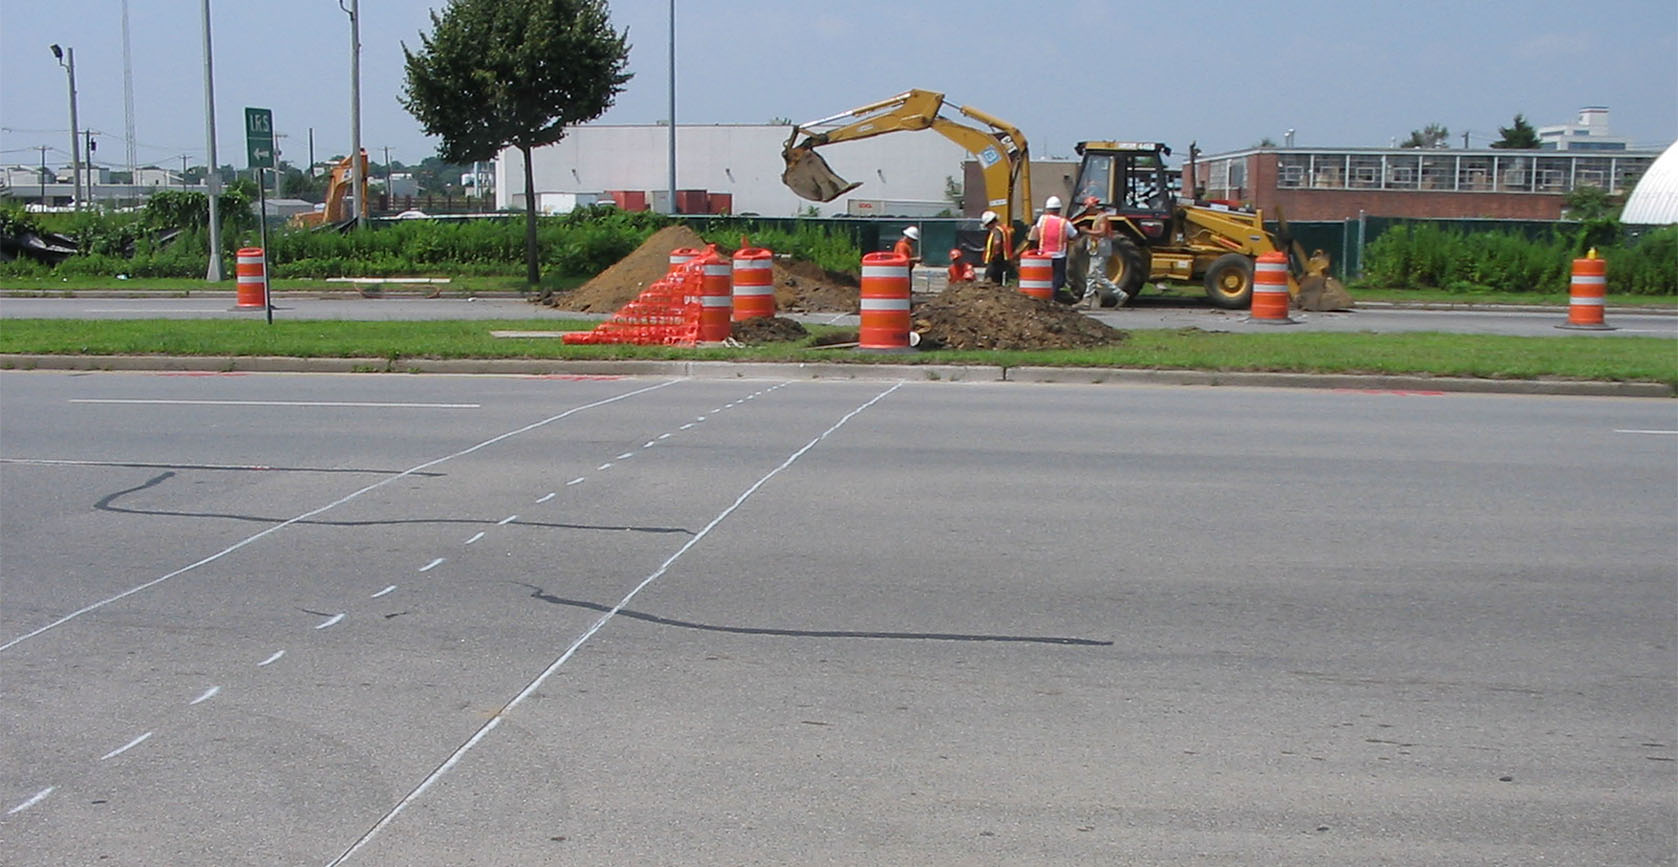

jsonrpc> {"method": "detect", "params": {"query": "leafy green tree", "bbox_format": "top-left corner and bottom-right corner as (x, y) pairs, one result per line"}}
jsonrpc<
(1491, 114), (1541, 149)
(1402, 123), (1450, 148)
(401, 0), (632, 284)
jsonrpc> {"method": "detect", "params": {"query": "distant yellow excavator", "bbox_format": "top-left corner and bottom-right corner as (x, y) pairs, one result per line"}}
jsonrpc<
(288, 151), (369, 229)
(780, 88), (1033, 229)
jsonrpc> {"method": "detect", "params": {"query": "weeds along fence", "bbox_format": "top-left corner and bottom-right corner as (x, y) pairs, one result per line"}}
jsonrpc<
(2, 203), (1672, 295)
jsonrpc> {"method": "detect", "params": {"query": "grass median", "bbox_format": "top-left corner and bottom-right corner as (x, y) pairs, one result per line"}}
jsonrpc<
(1, 318), (1673, 387)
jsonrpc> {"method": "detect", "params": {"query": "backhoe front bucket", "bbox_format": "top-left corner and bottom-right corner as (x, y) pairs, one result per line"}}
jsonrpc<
(782, 146), (862, 203)
(1294, 249), (1354, 311)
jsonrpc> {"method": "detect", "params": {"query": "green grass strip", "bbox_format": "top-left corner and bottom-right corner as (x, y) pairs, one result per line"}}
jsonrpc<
(1, 318), (1672, 387)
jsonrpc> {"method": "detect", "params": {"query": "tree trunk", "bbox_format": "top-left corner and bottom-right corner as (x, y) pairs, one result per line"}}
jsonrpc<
(522, 143), (540, 286)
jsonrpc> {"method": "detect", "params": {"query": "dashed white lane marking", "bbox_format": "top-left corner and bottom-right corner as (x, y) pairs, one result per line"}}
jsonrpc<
(566, 478), (585, 486)
(657, 433), (673, 440)
(69, 399), (480, 409)
(536, 492), (556, 503)
(324, 380), (901, 866)
(1615, 429), (1677, 435)
(497, 515), (518, 525)
(190, 686), (220, 705)
(315, 613), (346, 630)
(100, 732), (153, 761)
(258, 651), (285, 667)
(679, 423), (695, 430)
(616, 452), (634, 460)
(371, 586), (397, 598)
(1, 379), (681, 653)
(419, 558), (445, 572)
(596, 463), (613, 470)
(465, 531), (485, 544)
(7, 788), (54, 815)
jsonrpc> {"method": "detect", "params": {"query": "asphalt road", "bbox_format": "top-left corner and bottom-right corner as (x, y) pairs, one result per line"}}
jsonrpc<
(1, 370), (1674, 865)
(2, 293), (1675, 338)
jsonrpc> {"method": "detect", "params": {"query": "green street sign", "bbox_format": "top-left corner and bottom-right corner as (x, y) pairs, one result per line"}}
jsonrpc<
(244, 107), (275, 169)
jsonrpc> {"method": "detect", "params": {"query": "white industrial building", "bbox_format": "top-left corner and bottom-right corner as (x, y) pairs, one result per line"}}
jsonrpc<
(1621, 140), (1678, 225)
(494, 123), (969, 217)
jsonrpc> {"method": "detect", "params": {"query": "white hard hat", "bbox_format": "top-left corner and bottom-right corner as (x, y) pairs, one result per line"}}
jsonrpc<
(903, 226), (920, 240)
(1044, 195), (1063, 210)
(980, 210), (998, 225)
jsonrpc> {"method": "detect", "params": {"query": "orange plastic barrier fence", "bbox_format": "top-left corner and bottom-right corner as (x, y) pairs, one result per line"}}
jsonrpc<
(562, 262), (701, 346)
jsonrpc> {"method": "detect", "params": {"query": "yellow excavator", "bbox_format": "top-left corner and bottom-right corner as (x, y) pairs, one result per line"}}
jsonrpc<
(288, 151), (369, 229)
(781, 88), (1033, 229)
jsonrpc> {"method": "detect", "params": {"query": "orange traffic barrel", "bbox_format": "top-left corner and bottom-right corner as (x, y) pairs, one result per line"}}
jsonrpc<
(698, 251), (733, 343)
(1558, 251), (1613, 330)
(731, 247), (776, 321)
(668, 247), (703, 275)
(1247, 251), (1295, 324)
(860, 252), (911, 351)
(235, 247), (267, 309)
(1018, 251), (1053, 301)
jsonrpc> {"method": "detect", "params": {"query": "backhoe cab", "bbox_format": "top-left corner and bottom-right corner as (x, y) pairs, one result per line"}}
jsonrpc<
(1068, 141), (1349, 310)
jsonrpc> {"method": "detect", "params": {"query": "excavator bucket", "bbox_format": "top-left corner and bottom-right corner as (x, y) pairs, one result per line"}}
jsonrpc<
(781, 146), (862, 203)
(1294, 248), (1354, 311)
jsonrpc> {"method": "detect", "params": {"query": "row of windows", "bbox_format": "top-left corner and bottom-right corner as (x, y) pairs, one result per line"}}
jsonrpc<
(1201, 153), (1654, 196)
(1268, 153), (1652, 194)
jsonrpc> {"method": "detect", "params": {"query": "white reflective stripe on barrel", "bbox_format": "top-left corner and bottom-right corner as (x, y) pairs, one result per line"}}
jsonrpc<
(733, 286), (774, 296)
(734, 260), (772, 271)
(1571, 276), (1606, 287)
(1569, 297), (1605, 306)
(861, 265), (907, 279)
(701, 296), (732, 307)
(860, 297), (911, 310)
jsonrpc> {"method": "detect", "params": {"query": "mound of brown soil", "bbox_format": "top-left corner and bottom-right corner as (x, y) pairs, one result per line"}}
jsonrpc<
(911, 282), (1125, 351)
(731, 316), (809, 344)
(539, 225), (860, 314)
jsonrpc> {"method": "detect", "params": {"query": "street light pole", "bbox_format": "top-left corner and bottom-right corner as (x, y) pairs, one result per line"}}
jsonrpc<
(200, 0), (224, 281)
(50, 44), (81, 210)
(342, 0), (364, 227)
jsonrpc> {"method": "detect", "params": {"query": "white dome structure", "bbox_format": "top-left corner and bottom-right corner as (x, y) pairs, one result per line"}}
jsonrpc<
(1621, 140), (1678, 225)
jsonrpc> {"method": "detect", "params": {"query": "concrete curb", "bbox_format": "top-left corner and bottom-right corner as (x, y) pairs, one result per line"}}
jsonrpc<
(2, 354), (1669, 397)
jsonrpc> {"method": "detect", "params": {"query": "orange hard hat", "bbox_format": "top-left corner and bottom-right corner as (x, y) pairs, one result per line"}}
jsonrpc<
(949, 249), (962, 260)
(1083, 195), (1100, 207)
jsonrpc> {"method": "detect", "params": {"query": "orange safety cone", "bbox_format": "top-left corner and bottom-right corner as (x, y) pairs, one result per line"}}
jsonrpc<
(1018, 251), (1054, 301)
(1246, 251), (1296, 324)
(235, 247), (267, 309)
(860, 251), (912, 351)
(1557, 249), (1614, 331)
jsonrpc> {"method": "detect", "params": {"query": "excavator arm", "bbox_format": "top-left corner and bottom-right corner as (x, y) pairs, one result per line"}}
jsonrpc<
(780, 89), (1032, 225)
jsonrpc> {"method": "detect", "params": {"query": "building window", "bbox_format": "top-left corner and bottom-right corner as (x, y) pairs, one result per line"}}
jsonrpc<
(1497, 156), (1532, 192)
(1536, 157), (1570, 192)
(1420, 155), (1455, 190)
(1349, 154), (1382, 188)
(1278, 154), (1309, 188)
(1312, 154), (1345, 188)
(1385, 154), (1420, 190)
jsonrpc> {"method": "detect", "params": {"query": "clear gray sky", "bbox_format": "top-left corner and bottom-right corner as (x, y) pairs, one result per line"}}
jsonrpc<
(3, 0), (1674, 174)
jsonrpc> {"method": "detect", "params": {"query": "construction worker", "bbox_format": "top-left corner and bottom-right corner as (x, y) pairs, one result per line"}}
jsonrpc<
(946, 248), (974, 285)
(1027, 195), (1078, 301)
(1078, 195), (1125, 307)
(892, 226), (922, 266)
(979, 210), (1014, 285)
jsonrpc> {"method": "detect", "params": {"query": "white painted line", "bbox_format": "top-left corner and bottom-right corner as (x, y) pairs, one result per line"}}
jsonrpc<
(190, 686), (220, 705)
(644, 441), (657, 448)
(100, 731), (153, 760)
(658, 433), (673, 440)
(465, 532), (485, 545)
(679, 423), (696, 430)
(597, 463), (613, 470)
(536, 492), (556, 503)
(69, 399), (480, 409)
(322, 381), (903, 866)
(419, 558), (445, 572)
(8, 787), (54, 815)
(1, 379), (680, 653)
(371, 585), (397, 598)
(566, 477), (585, 486)
(497, 515), (518, 526)
(1615, 429), (1678, 435)
(616, 452), (634, 460)
(697, 415), (709, 421)
(258, 650), (285, 667)
(315, 613), (346, 630)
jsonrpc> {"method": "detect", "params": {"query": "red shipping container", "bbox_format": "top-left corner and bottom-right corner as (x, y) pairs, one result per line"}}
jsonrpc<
(606, 190), (648, 211)
(707, 192), (733, 215)
(675, 189), (708, 214)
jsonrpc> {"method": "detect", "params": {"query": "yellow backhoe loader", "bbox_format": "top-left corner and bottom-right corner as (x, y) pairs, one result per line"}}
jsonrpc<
(1068, 140), (1350, 310)
(780, 88), (1033, 230)
(287, 151), (369, 229)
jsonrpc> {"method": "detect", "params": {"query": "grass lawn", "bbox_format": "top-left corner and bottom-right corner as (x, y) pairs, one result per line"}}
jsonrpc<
(2, 318), (1672, 387)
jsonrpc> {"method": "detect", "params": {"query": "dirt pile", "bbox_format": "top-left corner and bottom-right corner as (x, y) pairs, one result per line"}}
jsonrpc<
(911, 281), (1125, 351)
(731, 316), (809, 344)
(539, 225), (859, 314)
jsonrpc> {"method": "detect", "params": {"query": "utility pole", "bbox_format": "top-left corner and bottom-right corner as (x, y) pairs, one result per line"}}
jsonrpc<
(200, 0), (224, 281)
(179, 154), (189, 190)
(50, 44), (81, 210)
(37, 145), (48, 205)
(383, 145), (392, 212)
(342, 0), (364, 228)
(666, 0), (676, 214)
(123, 0), (139, 208)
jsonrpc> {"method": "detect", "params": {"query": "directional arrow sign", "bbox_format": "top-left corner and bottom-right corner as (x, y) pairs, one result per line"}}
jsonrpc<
(245, 107), (275, 169)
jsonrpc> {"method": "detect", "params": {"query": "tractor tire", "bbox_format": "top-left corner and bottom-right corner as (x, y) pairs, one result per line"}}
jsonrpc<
(1107, 237), (1148, 307)
(1204, 253), (1255, 309)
